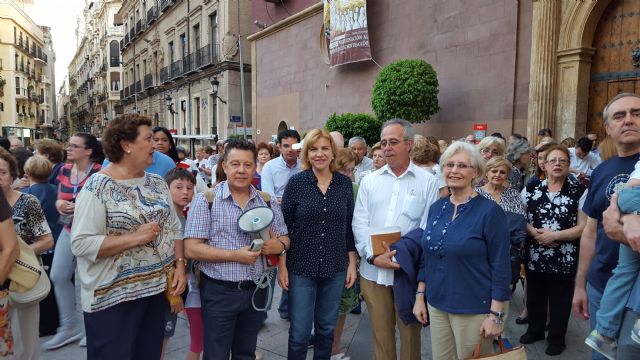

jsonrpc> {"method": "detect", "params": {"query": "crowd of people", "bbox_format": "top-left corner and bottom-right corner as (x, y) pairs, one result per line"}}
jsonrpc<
(0, 92), (640, 360)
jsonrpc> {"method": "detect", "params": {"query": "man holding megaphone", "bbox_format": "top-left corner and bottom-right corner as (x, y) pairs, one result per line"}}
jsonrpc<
(184, 139), (289, 360)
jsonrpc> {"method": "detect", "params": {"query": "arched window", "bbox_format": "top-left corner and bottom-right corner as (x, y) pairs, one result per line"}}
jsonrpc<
(109, 41), (120, 67)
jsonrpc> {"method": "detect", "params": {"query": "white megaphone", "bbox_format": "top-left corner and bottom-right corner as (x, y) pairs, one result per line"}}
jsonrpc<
(237, 206), (275, 252)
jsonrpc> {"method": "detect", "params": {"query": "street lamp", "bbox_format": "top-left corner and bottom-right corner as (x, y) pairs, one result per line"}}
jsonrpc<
(165, 95), (177, 114)
(165, 95), (177, 129)
(210, 78), (227, 104)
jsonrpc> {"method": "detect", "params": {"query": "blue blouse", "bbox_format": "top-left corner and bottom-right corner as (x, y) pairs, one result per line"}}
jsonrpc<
(418, 195), (511, 314)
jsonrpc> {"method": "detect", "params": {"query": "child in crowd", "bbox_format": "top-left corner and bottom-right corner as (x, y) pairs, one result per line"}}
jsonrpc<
(163, 168), (202, 360)
(585, 160), (640, 359)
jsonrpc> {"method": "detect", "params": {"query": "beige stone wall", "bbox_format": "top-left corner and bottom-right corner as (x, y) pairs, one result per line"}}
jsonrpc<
(119, 0), (252, 145)
(251, 0), (533, 143)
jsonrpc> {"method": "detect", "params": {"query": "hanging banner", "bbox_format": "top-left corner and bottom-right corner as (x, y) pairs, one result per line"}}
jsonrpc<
(323, 0), (372, 67)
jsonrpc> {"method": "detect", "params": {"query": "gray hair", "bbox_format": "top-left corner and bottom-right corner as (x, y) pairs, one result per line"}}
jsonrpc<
(476, 136), (506, 155)
(440, 141), (486, 185)
(348, 136), (367, 147)
(603, 92), (640, 124)
(381, 118), (414, 141)
(506, 138), (532, 164)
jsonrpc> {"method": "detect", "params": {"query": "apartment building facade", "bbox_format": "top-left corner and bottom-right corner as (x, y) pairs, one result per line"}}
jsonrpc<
(68, 0), (124, 136)
(117, 0), (252, 150)
(0, 0), (55, 144)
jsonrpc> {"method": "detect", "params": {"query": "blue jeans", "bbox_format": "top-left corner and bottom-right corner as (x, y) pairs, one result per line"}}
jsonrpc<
(618, 309), (640, 358)
(588, 283), (609, 360)
(618, 186), (640, 214)
(596, 244), (640, 338)
(288, 271), (346, 360)
(200, 276), (267, 360)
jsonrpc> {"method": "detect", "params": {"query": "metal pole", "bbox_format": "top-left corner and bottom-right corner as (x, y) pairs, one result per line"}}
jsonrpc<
(238, 35), (247, 140)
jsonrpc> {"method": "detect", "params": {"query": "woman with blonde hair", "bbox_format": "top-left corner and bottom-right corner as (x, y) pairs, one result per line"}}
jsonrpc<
(280, 129), (358, 359)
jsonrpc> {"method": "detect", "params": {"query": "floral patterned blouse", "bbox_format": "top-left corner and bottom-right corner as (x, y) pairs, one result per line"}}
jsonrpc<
(522, 177), (586, 275)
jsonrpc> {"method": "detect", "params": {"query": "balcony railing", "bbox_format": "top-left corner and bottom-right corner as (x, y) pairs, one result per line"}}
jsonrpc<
(136, 20), (143, 34)
(160, 66), (170, 83)
(129, 28), (135, 41)
(144, 73), (153, 89)
(124, 33), (130, 46)
(170, 60), (183, 79)
(160, 0), (173, 11)
(124, 87), (129, 98)
(128, 84), (135, 97)
(135, 80), (142, 93)
(147, 6), (158, 25)
(120, 89), (124, 100)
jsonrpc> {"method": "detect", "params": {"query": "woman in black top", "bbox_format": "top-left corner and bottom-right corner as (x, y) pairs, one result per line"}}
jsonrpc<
(280, 128), (357, 360)
(519, 144), (587, 356)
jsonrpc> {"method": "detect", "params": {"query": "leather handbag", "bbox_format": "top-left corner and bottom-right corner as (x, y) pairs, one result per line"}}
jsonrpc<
(8, 236), (51, 307)
(464, 336), (527, 360)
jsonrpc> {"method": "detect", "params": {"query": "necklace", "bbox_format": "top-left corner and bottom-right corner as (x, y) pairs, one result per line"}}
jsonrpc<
(425, 196), (473, 258)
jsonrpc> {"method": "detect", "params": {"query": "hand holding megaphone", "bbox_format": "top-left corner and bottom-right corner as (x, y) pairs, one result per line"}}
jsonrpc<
(236, 245), (261, 265)
(261, 228), (286, 255)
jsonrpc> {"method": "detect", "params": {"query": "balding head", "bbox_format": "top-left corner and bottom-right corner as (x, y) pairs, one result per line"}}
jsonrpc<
(330, 131), (344, 148)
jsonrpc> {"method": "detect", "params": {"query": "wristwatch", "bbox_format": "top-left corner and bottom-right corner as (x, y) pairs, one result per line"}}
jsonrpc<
(489, 310), (505, 319)
(366, 255), (377, 265)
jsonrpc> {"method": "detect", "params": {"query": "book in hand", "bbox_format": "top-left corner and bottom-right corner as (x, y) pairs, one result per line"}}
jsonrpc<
(370, 228), (401, 256)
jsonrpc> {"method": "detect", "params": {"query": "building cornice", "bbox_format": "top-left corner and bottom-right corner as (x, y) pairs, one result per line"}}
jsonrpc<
(247, 2), (322, 42)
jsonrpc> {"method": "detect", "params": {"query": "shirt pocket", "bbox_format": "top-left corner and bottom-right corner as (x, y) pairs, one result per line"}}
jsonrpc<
(402, 193), (427, 221)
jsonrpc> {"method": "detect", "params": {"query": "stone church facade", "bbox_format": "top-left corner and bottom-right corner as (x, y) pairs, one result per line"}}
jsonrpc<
(249, 0), (639, 144)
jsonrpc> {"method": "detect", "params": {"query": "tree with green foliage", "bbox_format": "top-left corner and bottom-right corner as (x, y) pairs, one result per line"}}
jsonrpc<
(324, 112), (382, 147)
(371, 59), (440, 123)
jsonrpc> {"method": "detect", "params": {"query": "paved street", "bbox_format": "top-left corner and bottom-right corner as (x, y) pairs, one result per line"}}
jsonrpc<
(39, 283), (592, 359)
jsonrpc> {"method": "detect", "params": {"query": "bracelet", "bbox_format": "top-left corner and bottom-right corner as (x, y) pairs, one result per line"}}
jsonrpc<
(486, 314), (504, 325)
(415, 291), (425, 296)
(175, 258), (187, 267)
(278, 239), (288, 252)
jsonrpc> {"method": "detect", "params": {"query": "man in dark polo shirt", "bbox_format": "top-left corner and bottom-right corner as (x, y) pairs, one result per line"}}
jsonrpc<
(572, 92), (640, 360)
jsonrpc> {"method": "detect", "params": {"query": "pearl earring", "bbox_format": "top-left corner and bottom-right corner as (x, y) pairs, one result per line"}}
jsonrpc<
(127, 150), (131, 154)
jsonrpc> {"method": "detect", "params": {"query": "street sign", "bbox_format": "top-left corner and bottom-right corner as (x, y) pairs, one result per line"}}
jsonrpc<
(235, 126), (253, 135)
(230, 115), (241, 123)
(473, 123), (487, 142)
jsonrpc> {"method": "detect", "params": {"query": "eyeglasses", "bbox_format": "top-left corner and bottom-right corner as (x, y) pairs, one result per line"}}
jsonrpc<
(342, 167), (355, 174)
(380, 139), (406, 148)
(443, 162), (473, 170)
(372, 154), (385, 159)
(481, 148), (500, 156)
(546, 158), (568, 165)
(67, 144), (87, 150)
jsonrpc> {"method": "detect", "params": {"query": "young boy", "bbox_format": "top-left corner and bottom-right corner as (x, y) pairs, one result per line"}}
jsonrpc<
(585, 161), (640, 360)
(162, 168), (196, 360)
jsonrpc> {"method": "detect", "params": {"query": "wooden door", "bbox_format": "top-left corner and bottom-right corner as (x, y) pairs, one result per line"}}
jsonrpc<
(587, 0), (640, 137)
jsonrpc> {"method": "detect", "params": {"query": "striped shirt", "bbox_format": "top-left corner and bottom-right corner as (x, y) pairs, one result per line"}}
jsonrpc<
(183, 181), (288, 282)
(56, 162), (102, 228)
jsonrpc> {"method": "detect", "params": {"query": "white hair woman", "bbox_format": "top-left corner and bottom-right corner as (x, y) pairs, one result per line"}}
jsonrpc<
(477, 136), (506, 161)
(413, 141), (511, 359)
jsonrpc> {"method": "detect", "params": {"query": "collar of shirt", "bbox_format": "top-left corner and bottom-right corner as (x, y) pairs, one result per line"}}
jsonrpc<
(379, 161), (419, 179)
(277, 154), (301, 170)
(220, 181), (263, 205)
